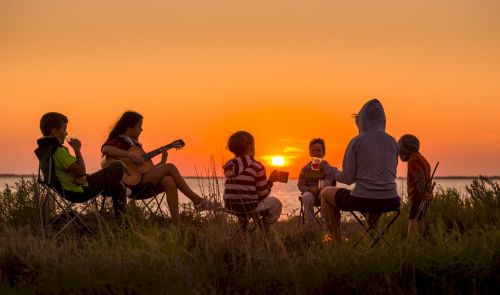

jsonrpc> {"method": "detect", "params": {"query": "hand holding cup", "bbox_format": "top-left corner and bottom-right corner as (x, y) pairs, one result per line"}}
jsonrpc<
(268, 170), (279, 182)
(66, 136), (81, 151)
(311, 157), (322, 171)
(277, 171), (289, 183)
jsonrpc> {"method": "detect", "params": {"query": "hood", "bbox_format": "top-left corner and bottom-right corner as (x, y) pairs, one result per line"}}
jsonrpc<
(36, 136), (61, 148)
(355, 99), (386, 133)
(34, 136), (63, 190)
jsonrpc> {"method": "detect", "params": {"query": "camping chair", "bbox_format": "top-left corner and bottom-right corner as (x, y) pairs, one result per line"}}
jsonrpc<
(297, 195), (322, 229)
(35, 177), (103, 239)
(223, 202), (271, 234)
(223, 209), (259, 233)
(127, 183), (170, 219)
(34, 137), (103, 239)
(349, 208), (400, 248)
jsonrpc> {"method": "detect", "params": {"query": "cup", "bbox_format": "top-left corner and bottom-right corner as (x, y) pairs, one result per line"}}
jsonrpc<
(311, 157), (322, 171)
(277, 171), (289, 183)
(66, 135), (77, 145)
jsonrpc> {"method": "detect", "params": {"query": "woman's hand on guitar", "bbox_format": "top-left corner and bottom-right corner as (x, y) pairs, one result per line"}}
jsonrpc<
(128, 152), (145, 165)
(160, 148), (168, 164)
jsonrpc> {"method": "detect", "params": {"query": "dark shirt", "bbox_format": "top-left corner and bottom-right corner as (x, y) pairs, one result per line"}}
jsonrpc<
(407, 152), (432, 201)
(102, 135), (141, 153)
(297, 161), (336, 194)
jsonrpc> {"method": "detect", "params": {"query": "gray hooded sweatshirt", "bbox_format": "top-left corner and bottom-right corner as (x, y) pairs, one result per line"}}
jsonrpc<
(324, 99), (399, 199)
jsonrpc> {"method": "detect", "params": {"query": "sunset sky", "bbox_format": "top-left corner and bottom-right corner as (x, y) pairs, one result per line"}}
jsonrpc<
(1, 0), (499, 177)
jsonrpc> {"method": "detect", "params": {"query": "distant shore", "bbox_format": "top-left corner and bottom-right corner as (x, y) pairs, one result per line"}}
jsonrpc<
(1, 173), (500, 180)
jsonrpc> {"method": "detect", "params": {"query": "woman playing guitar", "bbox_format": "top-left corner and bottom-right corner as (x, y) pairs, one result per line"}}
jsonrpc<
(101, 111), (220, 223)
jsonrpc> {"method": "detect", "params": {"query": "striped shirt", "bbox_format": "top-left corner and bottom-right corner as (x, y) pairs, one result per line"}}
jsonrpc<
(223, 155), (272, 213)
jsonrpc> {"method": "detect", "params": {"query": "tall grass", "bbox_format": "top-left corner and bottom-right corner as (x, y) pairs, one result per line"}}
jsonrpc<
(0, 176), (499, 294)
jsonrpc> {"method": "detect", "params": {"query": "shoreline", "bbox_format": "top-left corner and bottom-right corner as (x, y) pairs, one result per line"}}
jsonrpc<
(1, 174), (500, 180)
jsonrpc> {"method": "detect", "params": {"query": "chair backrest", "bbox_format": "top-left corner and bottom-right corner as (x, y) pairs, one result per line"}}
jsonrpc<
(34, 136), (64, 194)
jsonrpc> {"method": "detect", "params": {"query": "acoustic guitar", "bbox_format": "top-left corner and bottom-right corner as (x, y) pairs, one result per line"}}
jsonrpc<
(101, 139), (185, 186)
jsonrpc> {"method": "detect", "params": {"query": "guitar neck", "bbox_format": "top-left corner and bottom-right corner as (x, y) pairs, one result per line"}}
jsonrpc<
(142, 143), (175, 161)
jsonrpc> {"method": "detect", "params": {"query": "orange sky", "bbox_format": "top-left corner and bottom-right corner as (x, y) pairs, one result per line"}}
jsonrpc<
(1, 0), (500, 177)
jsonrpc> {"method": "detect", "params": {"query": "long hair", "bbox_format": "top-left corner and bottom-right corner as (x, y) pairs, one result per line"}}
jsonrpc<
(106, 111), (143, 142)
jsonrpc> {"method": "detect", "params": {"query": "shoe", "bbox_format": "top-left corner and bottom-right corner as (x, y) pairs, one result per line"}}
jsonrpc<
(195, 198), (222, 212)
(322, 233), (333, 244)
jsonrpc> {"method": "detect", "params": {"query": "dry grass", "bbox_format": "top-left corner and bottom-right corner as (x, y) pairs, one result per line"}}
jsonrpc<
(0, 176), (499, 294)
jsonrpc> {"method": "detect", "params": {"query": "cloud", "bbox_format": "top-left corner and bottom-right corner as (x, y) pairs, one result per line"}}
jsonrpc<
(283, 146), (303, 154)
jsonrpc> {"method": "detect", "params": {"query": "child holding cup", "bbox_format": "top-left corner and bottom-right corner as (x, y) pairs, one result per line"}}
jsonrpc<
(297, 138), (336, 224)
(223, 131), (283, 233)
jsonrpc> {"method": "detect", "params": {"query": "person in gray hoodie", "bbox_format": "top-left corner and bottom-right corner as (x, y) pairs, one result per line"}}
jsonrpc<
(319, 99), (401, 243)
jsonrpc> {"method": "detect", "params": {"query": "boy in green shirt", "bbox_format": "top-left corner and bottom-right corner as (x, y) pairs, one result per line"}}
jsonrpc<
(36, 112), (127, 220)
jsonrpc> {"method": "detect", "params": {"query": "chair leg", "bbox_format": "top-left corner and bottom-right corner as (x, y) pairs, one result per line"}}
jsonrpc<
(155, 193), (169, 218)
(371, 211), (400, 247)
(138, 193), (169, 219)
(250, 215), (261, 233)
(351, 211), (368, 248)
(351, 212), (381, 248)
(297, 198), (305, 229)
(351, 211), (400, 248)
(314, 207), (322, 225)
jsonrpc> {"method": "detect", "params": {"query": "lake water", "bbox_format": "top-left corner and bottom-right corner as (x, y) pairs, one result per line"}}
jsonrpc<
(0, 176), (480, 217)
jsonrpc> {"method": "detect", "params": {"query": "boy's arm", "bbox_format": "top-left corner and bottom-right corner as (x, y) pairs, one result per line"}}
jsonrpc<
(53, 146), (86, 186)
(67, 139), (86, 177)
(409, 159), (427, 198)
(256, 166), (273, 200)
(335, 140), (357, 184)
(321, 140), (357, 185)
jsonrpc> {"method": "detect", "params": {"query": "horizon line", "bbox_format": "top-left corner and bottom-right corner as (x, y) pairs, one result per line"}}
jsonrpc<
(1, 173), (500, 180)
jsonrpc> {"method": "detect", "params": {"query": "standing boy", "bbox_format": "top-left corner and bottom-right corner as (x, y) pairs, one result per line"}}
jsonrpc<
(223, 131), (283, 233)
(398, 134), (433, 240)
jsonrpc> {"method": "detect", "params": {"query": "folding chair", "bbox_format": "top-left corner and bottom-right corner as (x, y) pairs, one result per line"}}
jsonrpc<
(349, 209), (400, 248)
(297, 195), (321, 229)
(34, 137), (103, 239)
(223, 201), (271, 234)
(128, 184), (170, 219)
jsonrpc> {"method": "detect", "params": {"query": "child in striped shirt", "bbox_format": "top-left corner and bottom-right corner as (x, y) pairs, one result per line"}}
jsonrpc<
(223, 131), (283, 233)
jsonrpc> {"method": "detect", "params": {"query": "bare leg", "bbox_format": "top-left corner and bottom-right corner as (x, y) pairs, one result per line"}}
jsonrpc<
(142, 163), (204, 204)
(161, 175), (180, 223)
(320, 187), (343, 243)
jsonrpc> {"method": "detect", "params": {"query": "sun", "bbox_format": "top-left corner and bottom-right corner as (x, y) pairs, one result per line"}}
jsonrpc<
(271, 156), (285, 166)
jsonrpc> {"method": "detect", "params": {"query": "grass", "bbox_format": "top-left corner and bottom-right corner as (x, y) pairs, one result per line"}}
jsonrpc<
(0, 176), (499, 294)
